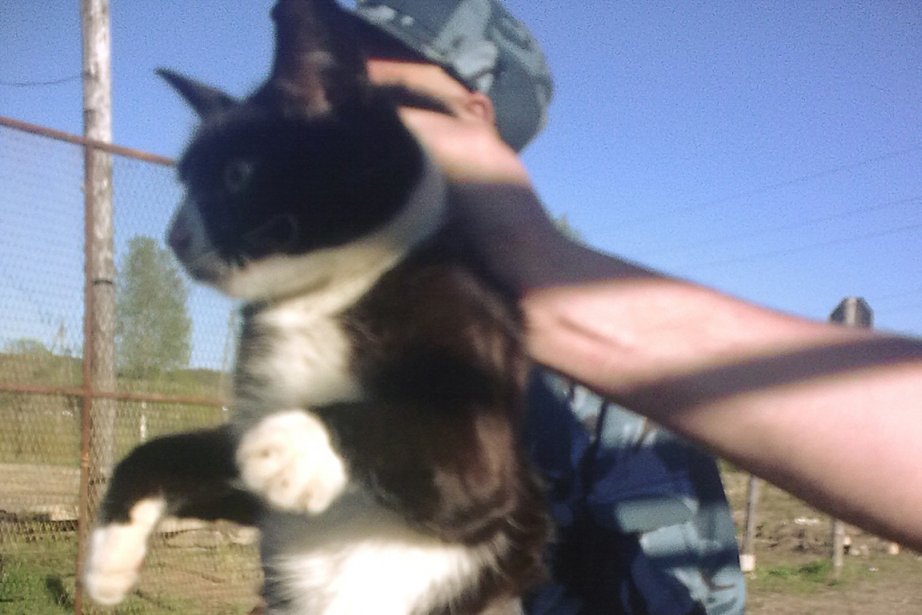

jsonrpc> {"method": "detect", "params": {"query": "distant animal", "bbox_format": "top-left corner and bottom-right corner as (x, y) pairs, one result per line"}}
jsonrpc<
(82, 1), (548, 613)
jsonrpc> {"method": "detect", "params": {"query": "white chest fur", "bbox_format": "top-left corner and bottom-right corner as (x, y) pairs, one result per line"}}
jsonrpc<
(230, 156), (447, 425)
(235, 304), (364, 424)
(261, 493), (501, 615)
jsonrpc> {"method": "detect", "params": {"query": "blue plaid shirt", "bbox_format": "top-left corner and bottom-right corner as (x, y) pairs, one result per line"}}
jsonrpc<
(523, 371), (745, 615)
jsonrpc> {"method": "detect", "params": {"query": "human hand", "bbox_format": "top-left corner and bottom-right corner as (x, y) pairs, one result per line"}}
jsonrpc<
(398, 106), (572, 293)
(397, 106), (531, 187)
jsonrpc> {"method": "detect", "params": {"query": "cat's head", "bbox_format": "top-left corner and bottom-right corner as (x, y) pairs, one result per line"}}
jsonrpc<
(164, 0), (444, 302)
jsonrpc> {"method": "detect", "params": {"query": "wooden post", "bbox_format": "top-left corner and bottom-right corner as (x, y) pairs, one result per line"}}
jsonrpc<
(828, 297), (873, 578)
(740, 475), (761, 572)
(831, 520), (846, 576)
(75, 1), (115, 612)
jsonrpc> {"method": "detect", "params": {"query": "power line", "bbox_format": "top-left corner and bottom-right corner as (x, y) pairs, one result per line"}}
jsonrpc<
(618, 144), (922, 228)
(687, 220), (922, 270)
(0, 74), (83, 87)
(660, 194), (922, 257)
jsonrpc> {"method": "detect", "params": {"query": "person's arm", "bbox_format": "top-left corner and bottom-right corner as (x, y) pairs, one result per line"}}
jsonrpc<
(401, 107), (922, 551)
(515, 231), (922, 551)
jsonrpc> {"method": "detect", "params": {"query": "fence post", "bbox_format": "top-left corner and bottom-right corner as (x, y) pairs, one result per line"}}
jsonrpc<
(740, 475), (761, 572)
(828, 297), (873, 578)
(75, 1), (115, 612)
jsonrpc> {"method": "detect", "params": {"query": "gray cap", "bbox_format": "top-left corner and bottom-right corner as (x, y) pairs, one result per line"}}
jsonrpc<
(351, 0), (553, 150)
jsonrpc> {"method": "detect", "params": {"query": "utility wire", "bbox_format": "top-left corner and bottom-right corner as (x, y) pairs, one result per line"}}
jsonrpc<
(687, 220), (922, 270)
(618, 144), (922, 228)
(660, 194), (922, 257)
(0, 74), (83, 87)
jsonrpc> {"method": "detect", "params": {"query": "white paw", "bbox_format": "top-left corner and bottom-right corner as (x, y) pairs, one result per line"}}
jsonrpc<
(83, 498), (165, 605)
(237, 410), (348, 514)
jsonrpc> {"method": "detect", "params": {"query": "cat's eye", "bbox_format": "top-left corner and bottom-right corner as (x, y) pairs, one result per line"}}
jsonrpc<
(223, 159), (254, 195)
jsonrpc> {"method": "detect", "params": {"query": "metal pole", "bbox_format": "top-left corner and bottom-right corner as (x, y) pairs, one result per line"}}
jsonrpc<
(0, 115), (173, 166)
(75, 1), (115, 612)
(739, 475), (761, 572)
(828, 297), (873, 580)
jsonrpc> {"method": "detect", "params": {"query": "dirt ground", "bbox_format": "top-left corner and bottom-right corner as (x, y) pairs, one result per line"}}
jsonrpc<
(0, 463), (80, 519)
(722, 471), (922, 614)
(3, 464), (921, 613)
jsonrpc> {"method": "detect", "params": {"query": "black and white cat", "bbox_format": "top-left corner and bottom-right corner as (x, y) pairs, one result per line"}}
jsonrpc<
(83, 1), (548, 613)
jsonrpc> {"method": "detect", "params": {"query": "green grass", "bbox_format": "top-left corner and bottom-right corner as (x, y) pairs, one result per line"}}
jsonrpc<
(753, 559), (838, 592)
(0, 522), (260, 615)
(0, 351), (257, 613)
(0, 562), (72, 615)
(0, 351), (228, 467)
(0, 395), (227, 467)
(0, 523), (77, 615)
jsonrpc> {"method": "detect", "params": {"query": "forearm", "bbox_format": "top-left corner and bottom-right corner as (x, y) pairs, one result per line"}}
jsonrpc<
(403, 108), (922, 548)
(518, 237), (922, 549)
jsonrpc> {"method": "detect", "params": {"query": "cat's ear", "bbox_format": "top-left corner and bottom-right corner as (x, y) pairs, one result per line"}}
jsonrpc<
(263, 0), (368, 114)
(157, 68), (238, 118)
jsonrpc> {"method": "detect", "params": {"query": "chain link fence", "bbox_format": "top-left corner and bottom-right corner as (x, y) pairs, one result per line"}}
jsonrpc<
(3, 115), (919, 615)
(0, 116), (261, 614)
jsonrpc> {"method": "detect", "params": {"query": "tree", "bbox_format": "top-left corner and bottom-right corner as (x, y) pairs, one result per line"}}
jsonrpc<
(116, 235), (192, 378)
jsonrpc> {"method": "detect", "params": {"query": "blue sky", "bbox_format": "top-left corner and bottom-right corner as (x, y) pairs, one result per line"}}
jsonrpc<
(2, 1), (921, 367)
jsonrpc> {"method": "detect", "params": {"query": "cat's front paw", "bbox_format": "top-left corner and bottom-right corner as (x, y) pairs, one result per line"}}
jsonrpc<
(237, 410), (348, 514)
(83, 498), (165, 605)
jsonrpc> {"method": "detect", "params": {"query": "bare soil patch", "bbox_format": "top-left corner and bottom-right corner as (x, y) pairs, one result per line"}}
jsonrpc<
(723, 470), (922, 614)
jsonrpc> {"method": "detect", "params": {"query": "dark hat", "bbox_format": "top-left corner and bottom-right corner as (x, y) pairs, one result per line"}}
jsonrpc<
(350, 0), (553, 150)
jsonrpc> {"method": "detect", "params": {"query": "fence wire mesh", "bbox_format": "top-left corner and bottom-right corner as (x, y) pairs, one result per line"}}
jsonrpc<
(3, 117), (919, 615)
(0, 118), (261, 614)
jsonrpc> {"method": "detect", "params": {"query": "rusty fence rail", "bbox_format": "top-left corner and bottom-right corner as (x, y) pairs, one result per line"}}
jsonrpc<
(0, 115), (260, 614)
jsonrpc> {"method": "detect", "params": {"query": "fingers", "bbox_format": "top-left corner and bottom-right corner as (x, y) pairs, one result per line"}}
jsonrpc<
(397, 107), (531, 186)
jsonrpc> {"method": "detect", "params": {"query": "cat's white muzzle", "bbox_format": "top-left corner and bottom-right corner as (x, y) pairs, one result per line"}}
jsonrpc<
(166, 198), (231, 286)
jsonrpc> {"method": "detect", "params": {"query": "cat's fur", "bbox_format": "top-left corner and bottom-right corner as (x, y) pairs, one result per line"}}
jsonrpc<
(82, 1), (548, 613)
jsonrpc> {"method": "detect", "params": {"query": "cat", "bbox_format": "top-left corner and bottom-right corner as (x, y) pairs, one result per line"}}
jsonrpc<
(82, 1), (548, 613)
